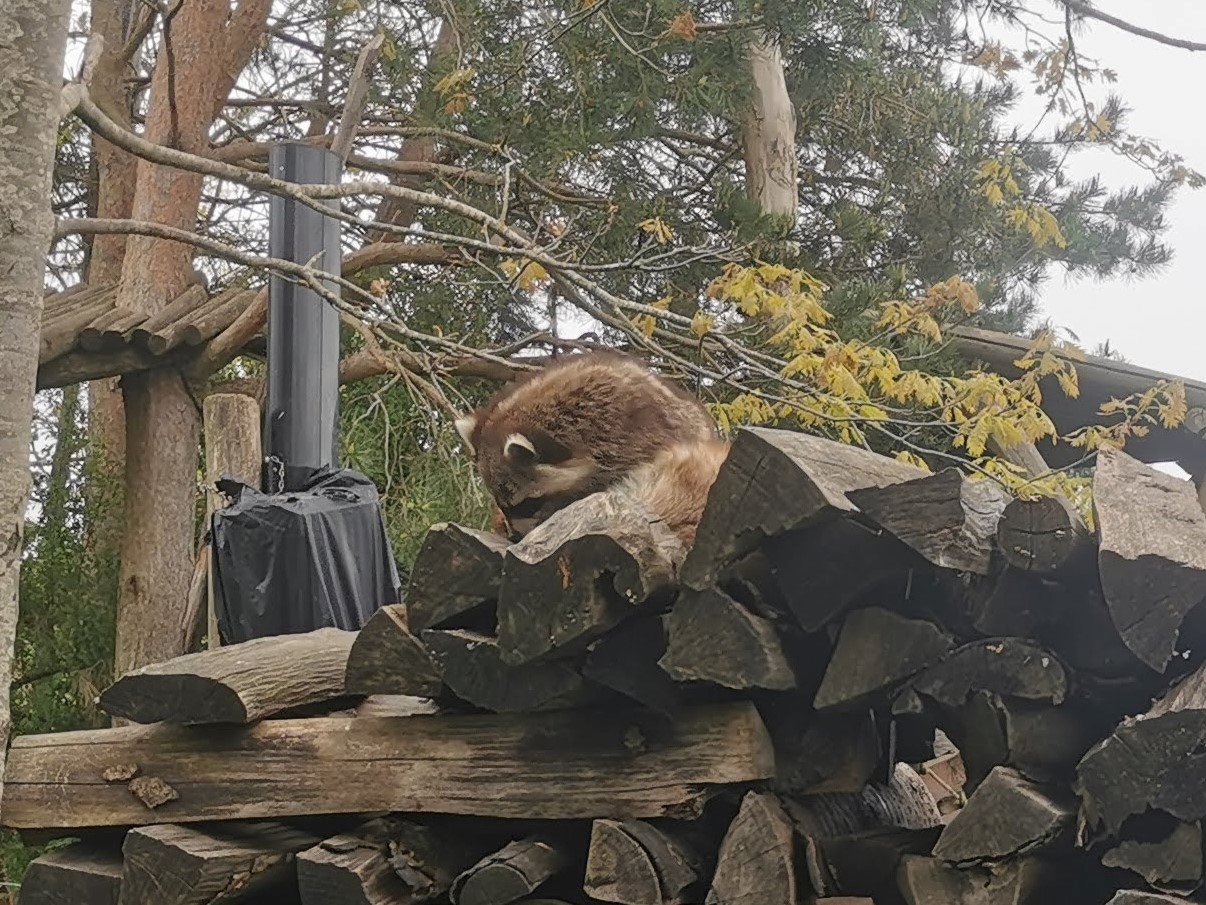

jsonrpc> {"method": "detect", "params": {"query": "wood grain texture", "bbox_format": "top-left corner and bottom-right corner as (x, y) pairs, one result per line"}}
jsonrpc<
(98, 627), (358, 724)
(344, 605), (444, 697)
(3, 700), (775, 829)
(406, 523), (510, 633)
(996, 493), (1092, 574)
(18, 841), (123, 905)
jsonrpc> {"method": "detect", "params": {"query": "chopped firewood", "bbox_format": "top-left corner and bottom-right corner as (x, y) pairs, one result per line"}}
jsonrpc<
(659, 588), (797, 691)
(706, 791), (797, 905)
(902, 638), (1068, 710)
(931, 766), (1075, 865)
(785, 763), (943, 838)
(583, 819), (700, 905)
(118, 821), (321, 904)
(1106, 892), (1198, 905)
(1092, 446), (1206, 672)
(847, 467), (1010, 575)
(98, 627), (357, 724)
(450, 836), (569, 905)
(1077, 658), (1206, 836)
(2, 701), (775, 829)
(344, 605), (444, 697)
(765, 708), (881, 795)
(963, 568), (1061, 639)
(681, 427), (926, 590)
(582, 615), (680, 716)
(18, 841), (123, 905)
(760, 517), (922, 633)
(896, 853), (1055, 905)
(296, 816), (488, 905)
(496, 491), (682, 666)
(406, 523), (510, 633)
(803, 827), (940, 902)
(422, 629), (600, 712)
(996, 493), (1092, 575)
(948, 691), (1101, 790)
(1102, 817), (1203, 896)
(814, 607), (955, 711)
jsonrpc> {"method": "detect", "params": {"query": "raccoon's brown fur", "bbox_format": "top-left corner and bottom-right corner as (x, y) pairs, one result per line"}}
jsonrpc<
(455, 350), (726, 543)
(613, 436), (730, 547)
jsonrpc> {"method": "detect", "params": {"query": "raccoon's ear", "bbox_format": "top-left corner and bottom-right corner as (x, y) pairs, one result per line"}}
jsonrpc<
(504, 432), (538, 463)
(454, 413), (478, 453)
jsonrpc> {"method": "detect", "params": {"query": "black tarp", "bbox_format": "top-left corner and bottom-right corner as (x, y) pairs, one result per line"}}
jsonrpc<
(209, 466), (403, 644)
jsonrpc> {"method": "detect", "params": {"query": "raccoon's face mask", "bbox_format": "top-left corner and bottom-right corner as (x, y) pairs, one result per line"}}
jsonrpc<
(455, 413), (599, 538)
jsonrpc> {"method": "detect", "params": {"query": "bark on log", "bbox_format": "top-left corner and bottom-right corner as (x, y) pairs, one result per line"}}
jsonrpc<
(930, 766), (1075, 865)
(681, 426), (926, 590)
(118, 821), (321, 905)
(584, 819), (700, 905)
(497, 492), (682, 666)
(1092, 446), (1206, 672)
(813, 607), (955, 711)
(784, 763), (943, 839)
(896, 854), (1054, 905)
(39, 292), (116, 363)
(344, 604), (444, 697)
(802, 828), (940, 903)
(78, 305), (137, 350)
(846, 468), (1010, 575)
(3, 700), (775, 828)
(659, 588), (797, 691)
(705, 790), (797, 905)
(18, 841), (123, 905)
(450, 836), (569, 905)
(129, 284), (207, 349)
(996, 493), (1092, 574)
(582, 615), (680, 716)
(181, 288), (253, 345)
(98, 307), (150, 349)
(1102, 818), (1203, 896)
(98, 627), (357, 724)
(406, 522), (510, 633)
(296, 816), (488, 905)
(422, 628), (600, 712)
(1077, 658), (1206, 836)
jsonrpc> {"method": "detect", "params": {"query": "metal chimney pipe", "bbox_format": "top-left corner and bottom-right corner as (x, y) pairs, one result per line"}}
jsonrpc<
(263, 142), (342, 492)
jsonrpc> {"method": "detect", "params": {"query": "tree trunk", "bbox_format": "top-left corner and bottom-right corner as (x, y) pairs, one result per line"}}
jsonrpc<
(0, 0), (74, 815)
(113, 0), (271, 676)
(740, 32), (798, 223)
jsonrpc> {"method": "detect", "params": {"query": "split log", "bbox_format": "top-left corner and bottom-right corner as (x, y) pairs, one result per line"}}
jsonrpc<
(706, 791), (797, 905)
(3, 700), (775, 828)
(846, 467), (1010, 575)
(766, 709), (880, 795)
(963, 568), (1060, 639)
(1092, 446), (1206, 672)
(802, 828), (940, 903)
(344, 605), (444, 697)
(97, 627), (358, 724)
(582, 615), (680, 716)
(422, 628), (600, 712)
(19, 841), (123, 905)
(1102, 818), (1203, 896)
(931, 766), (1075, 865)
(1106, 892), (1198, 905)
(659, 588), (797, 691)
(949, 691), (1100, 790)
(1077, 658), (1206, 836)
(813, 607), (955, 711)
(681, 426), (926, 590)
(996, 493), (1092, 574)
(406, 523), (510, 633)
(785, 763), (943, 838)
(584, 819), (700, 905)
(450, 836), (569, 905)
(297, 816), (487, 905)
(896, 854), (1054, 905)
(901, 638), (1068, 710)
(761, 517), (922, 632)
(118, 821), (321, 905)
(497, 492), (682, 666)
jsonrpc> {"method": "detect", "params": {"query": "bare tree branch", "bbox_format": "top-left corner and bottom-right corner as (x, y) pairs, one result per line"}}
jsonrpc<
(1062, 0), (1206, 52)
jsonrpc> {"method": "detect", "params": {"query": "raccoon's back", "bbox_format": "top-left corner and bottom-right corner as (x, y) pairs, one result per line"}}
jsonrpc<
(616, 437), (730, 548)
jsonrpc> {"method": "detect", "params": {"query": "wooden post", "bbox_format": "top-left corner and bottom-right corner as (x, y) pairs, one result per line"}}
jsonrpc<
(203, 394), (262, 649)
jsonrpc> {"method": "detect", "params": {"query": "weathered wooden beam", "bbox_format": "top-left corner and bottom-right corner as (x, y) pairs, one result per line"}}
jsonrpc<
(3, 701), (775, 829)
(98, 627), (358, 724)
(18, 841), (123, 905)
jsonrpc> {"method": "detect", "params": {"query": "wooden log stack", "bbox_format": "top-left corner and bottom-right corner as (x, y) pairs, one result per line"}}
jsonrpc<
(9, 427), (1206, 905)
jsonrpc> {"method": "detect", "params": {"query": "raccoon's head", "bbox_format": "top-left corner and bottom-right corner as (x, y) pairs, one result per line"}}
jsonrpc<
(455, 412), (601, 539)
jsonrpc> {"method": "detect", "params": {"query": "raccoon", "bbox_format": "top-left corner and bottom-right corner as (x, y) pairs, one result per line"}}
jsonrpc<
(454, 350), (727, 544)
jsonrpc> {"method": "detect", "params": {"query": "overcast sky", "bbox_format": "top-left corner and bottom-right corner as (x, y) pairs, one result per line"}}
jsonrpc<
(1005, 2), (1206, 383)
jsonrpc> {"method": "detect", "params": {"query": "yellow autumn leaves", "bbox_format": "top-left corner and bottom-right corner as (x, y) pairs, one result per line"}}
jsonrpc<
(977, 154), (1068, 249)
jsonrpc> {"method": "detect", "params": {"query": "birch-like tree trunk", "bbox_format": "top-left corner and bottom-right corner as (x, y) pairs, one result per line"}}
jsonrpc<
(740, 33), (798, 223)
(0, 0), (73, 813)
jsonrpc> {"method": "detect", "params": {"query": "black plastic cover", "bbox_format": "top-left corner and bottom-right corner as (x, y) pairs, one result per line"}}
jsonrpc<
(210, 467), (403, 644)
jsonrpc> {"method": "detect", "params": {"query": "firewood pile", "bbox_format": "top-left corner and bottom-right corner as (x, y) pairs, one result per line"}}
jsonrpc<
(9, 425), (1206, 905)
